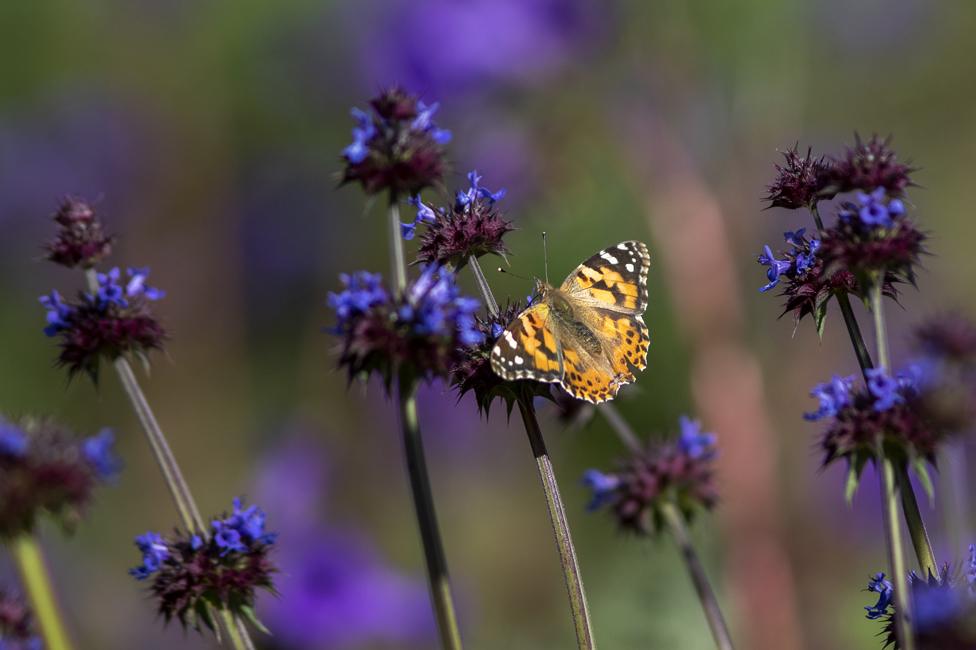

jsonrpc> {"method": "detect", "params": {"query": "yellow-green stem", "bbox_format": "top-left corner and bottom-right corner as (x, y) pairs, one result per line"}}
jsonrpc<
(659, 503), (734, 650)
(11, 536), (74, 650)
(871, 281), (914, 650)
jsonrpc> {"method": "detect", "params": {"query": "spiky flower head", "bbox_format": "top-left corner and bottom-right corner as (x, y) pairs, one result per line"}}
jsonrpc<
(450, 299), (553, 416)
(129, 498), (277, 635)
(805, 365), (965, 500)
(328, 266), (484, 391)
(915, 313), (976, 364)
(39, 266), (166, 381)
(826, 134), (915, 197)
(869, 552), (976, 649)
(410, 171), (514, 269)
(0, 416), (119, 538)
(340, 87), (452, 197)
(582, 416), (718, 536)
(0, 588), (42, 650)
(818, 188), (926, 286)
(764, 145), (832, 210)
(44, 197), (113, 269)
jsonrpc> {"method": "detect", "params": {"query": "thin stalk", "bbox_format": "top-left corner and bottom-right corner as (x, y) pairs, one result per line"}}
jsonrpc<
(659, 503), (734, 650)
(808, 207), (937, 572)
(518, 399), (595, 650)
(84, 272), (253, 650)
(597, 403), (642, 453)
(467, 255), (595, 648)
(399, 384), (463, 650)
(390, 201), (463, 649)
(871, 281), (914, 650)
(11, 536), (74, 650)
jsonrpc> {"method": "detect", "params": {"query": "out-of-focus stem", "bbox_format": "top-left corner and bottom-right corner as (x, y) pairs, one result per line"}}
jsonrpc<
(597, 403), (642, 453)
(518, 398), (595, 650)
(871, 281), (914, 650)
(659, 503), (734, 650)
(895, 463), (938, 578)
(84, 271), (253, 650)
(11, 536), (74, 650)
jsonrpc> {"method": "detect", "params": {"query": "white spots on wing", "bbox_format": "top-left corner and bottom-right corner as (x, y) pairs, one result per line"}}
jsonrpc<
(492, 345), (502, 356)
(625, 263), (634, 272)
(504, 331), (518, 349)
(616, 243), (628, 250)
(600, 251), (619, 264)
(514, 355), (524, 365)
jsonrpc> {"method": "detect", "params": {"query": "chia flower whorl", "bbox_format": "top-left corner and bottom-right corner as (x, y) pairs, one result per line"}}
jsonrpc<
(328, 266), (484, 391)
(411, 171), (514, 269)
(826, 134), (916, 197)
(39, 266), (166, 381)
(450, 299), (553, 415)
(44, 197), (113, 269)
(582, 416), (718, 536)
(340, 87), (452, 197)
(0, 416), (119, 538)
(0, 588), (42, 650)
(128, 498), (278, 634)
(764, 145), (833, 210)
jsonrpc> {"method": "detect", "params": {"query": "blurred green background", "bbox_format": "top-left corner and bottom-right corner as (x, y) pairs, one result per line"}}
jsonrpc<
(1, 1), (974, 648)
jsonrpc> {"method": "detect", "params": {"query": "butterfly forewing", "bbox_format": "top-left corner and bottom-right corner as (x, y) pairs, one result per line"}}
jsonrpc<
(489, 303), (563, 383)
(561, 241), (650, 314)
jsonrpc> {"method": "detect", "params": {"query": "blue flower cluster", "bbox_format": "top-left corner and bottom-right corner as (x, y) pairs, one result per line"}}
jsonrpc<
(401, 195), (438, 240)
(804, 375), (856, 421)
(864, 572), (893, 620)
(402, 265), (484, 346)
(342, 101), (451, 165)
(40, 267), (164, 338)
(327, 271), (389, 329)
(757, 228), (821, 293)
(455, 170), (506, 209)
(580, 469), (620, 512)
(805, 368), (915, 421)
(677, 416), (717, 460)
(82, 428), (122, 480)
(839, 188), (905, 229)
(211, 498), (278, 555)
(130, 531), (170, 580)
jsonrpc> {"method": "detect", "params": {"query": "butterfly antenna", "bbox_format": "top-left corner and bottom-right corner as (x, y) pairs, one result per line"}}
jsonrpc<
(497, 267), (531, 282)
(542, 231), (550, 284)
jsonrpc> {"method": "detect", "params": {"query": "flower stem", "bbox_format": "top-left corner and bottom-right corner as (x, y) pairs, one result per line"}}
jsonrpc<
(11, 535), (74, 650)
(871, 281), (914, 650)
(517, 398), (595, 650)
(597, 403), (642, 453)
(659, 502), (734, 650)
(399, 383), (464, 650)
(390, 201), (407, 290)
(894, 462), (938, 578)
(84, 273), (254, 650)
(468, 256), (499, 316)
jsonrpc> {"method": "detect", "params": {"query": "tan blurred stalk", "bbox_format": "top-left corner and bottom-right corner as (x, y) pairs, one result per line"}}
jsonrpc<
(621, 117), (804, 650)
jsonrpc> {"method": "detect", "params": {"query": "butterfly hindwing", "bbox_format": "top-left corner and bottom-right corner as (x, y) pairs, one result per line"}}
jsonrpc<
(490, 303), (562, 383)
(562, 241), (650, 314)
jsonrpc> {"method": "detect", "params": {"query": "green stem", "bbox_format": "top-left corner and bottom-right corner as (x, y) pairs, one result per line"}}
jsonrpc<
(659, 503), (734, 650)
(11, 536), (74, 650)
(399, 384), (464, 650)
(895, 463), (938, 578)
(84, 273), (254, 650)
(390, 201), (407, 290)
(518, 398), (595, 650)
(468, 256), (499, 316)
(871, 281), (914, 650)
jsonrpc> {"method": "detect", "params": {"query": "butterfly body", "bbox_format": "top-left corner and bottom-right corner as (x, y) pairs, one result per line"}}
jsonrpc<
(491, 241), (651, 403)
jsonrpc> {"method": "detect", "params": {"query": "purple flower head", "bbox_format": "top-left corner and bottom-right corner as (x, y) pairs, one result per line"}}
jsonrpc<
(804, 375), (855, 421)
(130, 501), (278, 634)
(329, 267), (484, 391)
(866, 367), (905, 412)
(82, 428), (121, 480)
(0, 417), (116, 538)
(340, 87), (451, 197)
(580, 469), (620, 512)
(827, 133), (915, 196)
(414, 171), (514, 269)
(450, 299), (554, 416)
(677, 416), (718, 460)
(585, 415), (719, 536)
(0, 588), (42, 649)
(130, 531), (170, 580)
(44, 197), (113, 269)
(864, 572), (893, 620)
(39, 290), (74, 337)
(915, 312), (976, 364)
(764, 144), (832, 209)
(327, 271), (389, 330)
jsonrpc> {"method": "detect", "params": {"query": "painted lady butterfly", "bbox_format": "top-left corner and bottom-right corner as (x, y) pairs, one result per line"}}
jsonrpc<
(490, 241), (650, 403)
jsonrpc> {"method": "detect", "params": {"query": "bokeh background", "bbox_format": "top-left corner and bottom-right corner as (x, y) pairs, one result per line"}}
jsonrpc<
(1, 1), (975, 648)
